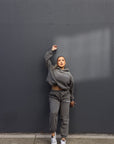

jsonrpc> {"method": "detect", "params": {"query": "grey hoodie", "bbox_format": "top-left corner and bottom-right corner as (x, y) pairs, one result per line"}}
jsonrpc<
(44, 49), (74, 101)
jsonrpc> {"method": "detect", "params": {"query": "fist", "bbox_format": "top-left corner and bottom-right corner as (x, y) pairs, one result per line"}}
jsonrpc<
(70, 101), (75, 107)
(52, 45), (57, 51)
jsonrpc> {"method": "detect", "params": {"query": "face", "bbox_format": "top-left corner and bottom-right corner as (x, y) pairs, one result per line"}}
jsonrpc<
(57, 56), (66, 68)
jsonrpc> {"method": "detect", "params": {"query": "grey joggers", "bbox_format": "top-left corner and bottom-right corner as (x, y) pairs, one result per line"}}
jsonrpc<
(49, 89), (70, 138)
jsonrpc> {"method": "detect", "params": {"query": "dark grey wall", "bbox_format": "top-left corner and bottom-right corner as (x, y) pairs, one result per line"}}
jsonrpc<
(0, 0), (114, 133)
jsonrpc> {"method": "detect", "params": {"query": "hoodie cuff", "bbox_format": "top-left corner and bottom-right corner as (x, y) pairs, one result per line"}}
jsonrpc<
(70, 95), (75, 102)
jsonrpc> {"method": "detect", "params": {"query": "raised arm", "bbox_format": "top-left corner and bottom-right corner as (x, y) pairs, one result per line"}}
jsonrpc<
(44, 45), (57, 69)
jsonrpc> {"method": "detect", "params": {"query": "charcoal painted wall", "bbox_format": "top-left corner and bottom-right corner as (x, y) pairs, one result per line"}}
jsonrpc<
(0, 0), (114, 133)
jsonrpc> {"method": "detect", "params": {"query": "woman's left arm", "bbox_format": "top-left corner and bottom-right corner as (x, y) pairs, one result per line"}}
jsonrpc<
(69, 74), (74, 101)
(69, 74), (75, 107)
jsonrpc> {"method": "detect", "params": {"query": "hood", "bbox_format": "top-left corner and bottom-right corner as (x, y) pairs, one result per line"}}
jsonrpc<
(56, 65), (70, 72)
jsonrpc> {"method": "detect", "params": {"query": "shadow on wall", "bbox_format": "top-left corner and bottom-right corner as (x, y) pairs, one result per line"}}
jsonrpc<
(53, 27), (112, 82)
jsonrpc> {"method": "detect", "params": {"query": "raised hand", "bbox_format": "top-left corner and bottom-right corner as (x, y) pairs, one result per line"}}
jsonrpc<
(51, 45), (57, 51)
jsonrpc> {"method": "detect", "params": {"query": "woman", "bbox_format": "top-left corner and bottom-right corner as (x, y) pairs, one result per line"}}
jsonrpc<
(44, 45), (75, 144)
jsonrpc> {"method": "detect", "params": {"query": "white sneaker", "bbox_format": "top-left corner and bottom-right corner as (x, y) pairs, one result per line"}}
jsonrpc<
(60, 139), (66, 144)
(51, 132), (57, 144)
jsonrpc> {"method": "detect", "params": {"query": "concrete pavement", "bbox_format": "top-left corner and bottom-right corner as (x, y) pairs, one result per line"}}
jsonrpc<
(0, 133), (114, 144)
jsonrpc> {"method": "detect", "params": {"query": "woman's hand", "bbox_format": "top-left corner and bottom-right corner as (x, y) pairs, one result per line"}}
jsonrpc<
(70, 101), (75, 107)
(52, 45), (57, 51)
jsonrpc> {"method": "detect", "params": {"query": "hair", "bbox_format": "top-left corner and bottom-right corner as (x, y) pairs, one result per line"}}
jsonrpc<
(57, 56), (66, 62)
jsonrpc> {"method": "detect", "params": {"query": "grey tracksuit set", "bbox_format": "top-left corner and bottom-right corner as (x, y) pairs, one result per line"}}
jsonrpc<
(44, 49), (74, 138)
